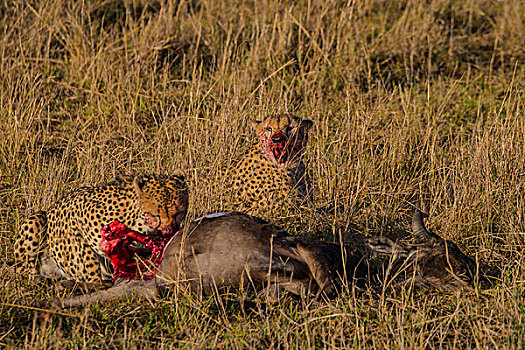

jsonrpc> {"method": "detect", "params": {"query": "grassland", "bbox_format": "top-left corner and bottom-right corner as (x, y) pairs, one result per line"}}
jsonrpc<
(1, 0), (525, 348)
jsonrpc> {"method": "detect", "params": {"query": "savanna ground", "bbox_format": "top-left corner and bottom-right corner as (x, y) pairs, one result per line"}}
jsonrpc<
(1, 0), (525, 348)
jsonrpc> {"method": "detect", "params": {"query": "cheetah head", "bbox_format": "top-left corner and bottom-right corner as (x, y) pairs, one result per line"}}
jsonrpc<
(133, 171), (189, 235)
(254, 114), (313, 167)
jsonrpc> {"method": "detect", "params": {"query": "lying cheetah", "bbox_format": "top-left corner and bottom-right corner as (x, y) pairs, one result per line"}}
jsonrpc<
(225, 113), (313, 218)
(13, 173), (188, 283)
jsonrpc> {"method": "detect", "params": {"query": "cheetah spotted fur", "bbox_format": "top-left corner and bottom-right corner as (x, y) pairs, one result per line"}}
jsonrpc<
(13, 172), (188, 283)
(225, 113), (313, 218)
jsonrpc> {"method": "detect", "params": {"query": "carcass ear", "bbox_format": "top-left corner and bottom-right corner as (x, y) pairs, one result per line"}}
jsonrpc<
(365, 236), (410, 258)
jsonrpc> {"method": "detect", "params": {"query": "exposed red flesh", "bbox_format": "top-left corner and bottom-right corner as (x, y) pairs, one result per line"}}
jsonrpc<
(100, 220), (179, 281)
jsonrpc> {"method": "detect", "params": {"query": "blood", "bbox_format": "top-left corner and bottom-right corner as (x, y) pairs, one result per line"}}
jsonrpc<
(99, 220), (179, 281)
(268, 132), (289, 163)
(261, 132), (303, 165)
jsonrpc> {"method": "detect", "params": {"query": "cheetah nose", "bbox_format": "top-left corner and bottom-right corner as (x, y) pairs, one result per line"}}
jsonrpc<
(271, 133), (286, 144)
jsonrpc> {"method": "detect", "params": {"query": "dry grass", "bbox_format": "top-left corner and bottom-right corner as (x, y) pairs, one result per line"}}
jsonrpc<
(1, 0), (525, 348)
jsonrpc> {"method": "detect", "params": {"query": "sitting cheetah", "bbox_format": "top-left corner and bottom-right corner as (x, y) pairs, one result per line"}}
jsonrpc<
(13, 172), (188, 283)
(225, 113), (313, 218)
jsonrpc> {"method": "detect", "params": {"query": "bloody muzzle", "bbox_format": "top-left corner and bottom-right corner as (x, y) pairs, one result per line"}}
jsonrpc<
(271, 131), (307, 164)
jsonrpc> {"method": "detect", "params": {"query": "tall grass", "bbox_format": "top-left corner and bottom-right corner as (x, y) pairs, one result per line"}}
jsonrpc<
(1, 0), (524, 348)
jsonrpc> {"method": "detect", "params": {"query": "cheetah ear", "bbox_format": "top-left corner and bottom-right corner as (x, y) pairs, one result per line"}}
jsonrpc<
(133, 175), (149, 194)
(251, 120), (262, 129)
(171, 169), (186, 182)
(301, 119), (313, 130)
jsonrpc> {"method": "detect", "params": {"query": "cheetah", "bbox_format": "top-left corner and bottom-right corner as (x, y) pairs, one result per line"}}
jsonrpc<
(13, 172), (188, 283)
(225, 113), (313, 218)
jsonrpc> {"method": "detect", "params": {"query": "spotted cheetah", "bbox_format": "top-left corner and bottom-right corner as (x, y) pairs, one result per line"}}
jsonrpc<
(13, 172), (188, 283)
(225, 113), (313, 218)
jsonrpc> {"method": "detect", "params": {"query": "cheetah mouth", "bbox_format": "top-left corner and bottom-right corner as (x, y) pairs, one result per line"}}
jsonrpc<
(268, 132), (303, 164)
(142, 210), (186, 236)
(160, 224), (180, 236)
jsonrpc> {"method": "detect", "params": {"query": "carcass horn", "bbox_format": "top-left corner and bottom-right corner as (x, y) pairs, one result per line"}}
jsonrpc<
(412, 210), (434, 242)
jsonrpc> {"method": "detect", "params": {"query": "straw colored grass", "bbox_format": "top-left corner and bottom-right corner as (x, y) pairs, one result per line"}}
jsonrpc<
(1, 0), (524, 348)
